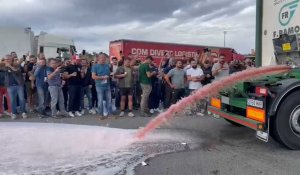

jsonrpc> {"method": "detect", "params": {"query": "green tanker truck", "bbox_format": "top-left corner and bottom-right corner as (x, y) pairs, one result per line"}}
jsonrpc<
(208, 0), (300, 149)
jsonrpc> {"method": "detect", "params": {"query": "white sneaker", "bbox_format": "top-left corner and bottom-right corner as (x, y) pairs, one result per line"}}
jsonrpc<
(75, 111), (82, 117)
(3, 111), (10, 116)
(197, 112), (205, 116)
(150, 109), (154, 114)
(22, 113), (28, 119)
(119, 111), (125, 117)
(128, 112), (135, 117)
(89, 109), (96, 115)
(11, 114), (17, 120)
(69, 112), (75, 118)
(80, 109), (85, 115)
(155, 108), (163, 113)
(104, 113), (108, 117)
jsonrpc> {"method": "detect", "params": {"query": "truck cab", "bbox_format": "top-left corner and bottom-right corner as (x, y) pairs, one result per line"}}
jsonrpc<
(0, 27), (76, 59)
(37, 32), (76, 60)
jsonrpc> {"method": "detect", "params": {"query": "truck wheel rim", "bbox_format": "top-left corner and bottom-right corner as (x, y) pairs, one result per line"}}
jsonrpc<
(290, 106), (300, 135)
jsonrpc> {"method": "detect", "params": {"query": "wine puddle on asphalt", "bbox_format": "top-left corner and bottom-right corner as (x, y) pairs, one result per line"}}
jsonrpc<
(0, 123), (200, 175)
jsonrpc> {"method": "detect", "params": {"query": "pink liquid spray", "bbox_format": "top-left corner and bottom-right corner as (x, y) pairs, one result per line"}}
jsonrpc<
(136, 65), (291, 139)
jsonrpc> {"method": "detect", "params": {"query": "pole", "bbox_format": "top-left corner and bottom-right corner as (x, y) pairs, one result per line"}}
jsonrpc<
(255, 0), (263, 67)
(224, 31), (227, 47)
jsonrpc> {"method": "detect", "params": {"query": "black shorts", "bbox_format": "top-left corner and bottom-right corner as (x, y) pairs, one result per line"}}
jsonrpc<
(120, 87), (133, 96)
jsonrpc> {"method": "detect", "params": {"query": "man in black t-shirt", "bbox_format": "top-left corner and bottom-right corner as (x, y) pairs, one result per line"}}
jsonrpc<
(64, 58), (83, 117)
(24, 55), (37, 112)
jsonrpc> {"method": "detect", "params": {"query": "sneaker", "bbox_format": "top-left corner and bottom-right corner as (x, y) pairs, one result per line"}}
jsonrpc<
(196, 112), (205, 117)
(11, 114), (17, 120)
(22, 113), (28, 119)
(103, 113), (108, 117)
(0, 113), (3, 118)
(81, 110), (85, 115)
(128, 112), (135, 117)
(89, 109), (96, 115)
(69, 112), (75, 118)
(150, 109), (154, 114)
(119, 111), (125, 117)
(154, 108), (163, 113)
(4, 111), (10, 116)
(75, 111), (82, 117)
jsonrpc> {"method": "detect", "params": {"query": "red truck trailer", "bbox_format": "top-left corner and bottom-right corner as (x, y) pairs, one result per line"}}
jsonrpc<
(109, 39), (243, 64)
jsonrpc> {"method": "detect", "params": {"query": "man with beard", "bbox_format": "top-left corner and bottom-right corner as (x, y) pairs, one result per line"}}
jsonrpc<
(33, 58), (49, 117)
(110, 57), (119, 111)
(24, 55), (37, 112)
(162, 60), (176, 108)
(80, 58), (95, 115)
(212, 54), (229, 81)
(92, 53), (113, 119)
(138, 56), (157, 117)
(229, 59), (246, 74)
(165, 60), (187, 105)
(201, 60), (214, 86)
(186, 59), (204, 94)
(64, 57), (83, 117)
(186, 59), (205, 116)
(4, 54), (27, 120)
(47, 58), (69, 118)
(114, 58), (135, 117)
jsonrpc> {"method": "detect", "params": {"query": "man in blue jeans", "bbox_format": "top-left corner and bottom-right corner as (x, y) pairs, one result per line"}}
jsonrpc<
(47, 58), (69, 118)
(33, 58), (49, 117)
(80, 58), (95, 114)
(4, 54), (27, 120)
(91, 53), (112, 119)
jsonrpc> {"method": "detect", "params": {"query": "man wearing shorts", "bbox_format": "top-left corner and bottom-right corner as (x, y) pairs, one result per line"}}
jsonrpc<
(115, 58), (135, 117)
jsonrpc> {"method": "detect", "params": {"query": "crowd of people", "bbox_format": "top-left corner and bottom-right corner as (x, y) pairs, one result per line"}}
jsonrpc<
(0, 50), (255, 120)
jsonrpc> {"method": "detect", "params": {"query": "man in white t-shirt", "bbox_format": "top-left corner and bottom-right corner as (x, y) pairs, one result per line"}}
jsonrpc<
(186, 59), (205, 116)
(186, 60), (204, 94)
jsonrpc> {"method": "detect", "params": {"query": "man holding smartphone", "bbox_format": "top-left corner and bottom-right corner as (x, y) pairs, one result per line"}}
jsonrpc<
(139, 56), (157, 117)
(47, 58), (69, 118)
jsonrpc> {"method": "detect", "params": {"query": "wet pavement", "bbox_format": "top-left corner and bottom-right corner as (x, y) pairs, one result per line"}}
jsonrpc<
(1, 112), (300, 175)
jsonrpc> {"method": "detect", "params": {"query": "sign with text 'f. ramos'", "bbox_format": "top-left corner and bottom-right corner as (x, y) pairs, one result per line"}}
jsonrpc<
(262, 0), (300, 66)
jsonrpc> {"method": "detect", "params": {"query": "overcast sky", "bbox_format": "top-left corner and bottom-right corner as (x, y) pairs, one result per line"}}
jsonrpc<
(0, 0), (256, 54)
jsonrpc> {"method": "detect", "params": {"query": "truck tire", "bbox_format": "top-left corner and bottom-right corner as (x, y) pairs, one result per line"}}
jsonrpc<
(225, 119), (243, 127)
(275, 91), (300, 150)
(270, 117), (283, 144)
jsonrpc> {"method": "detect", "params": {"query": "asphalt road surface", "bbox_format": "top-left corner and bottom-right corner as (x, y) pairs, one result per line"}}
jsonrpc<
(1, 112), (299, 175)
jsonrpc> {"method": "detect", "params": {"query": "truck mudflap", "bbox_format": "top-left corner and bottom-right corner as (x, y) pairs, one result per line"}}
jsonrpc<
(208, 106), (269, 142)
